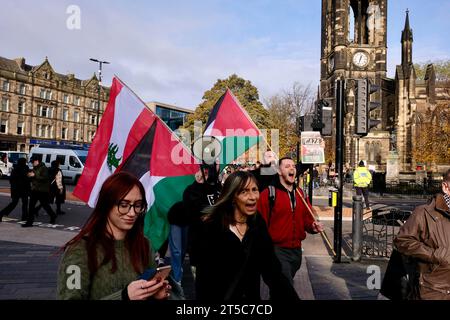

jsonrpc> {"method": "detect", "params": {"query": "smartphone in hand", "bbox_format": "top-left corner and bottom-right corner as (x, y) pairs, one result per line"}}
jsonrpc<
(138, 265), (171, 281)
(139, 267), (157, 281)
(153, 265), (171, 280)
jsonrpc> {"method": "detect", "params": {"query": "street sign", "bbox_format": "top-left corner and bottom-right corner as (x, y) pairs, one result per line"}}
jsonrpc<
(300, 131), (325, 164)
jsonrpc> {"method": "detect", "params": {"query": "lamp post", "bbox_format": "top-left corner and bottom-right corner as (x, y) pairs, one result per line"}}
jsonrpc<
(89, 58), (110, 128)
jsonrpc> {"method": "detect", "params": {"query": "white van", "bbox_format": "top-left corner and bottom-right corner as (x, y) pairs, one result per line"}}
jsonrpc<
(29, 145), (88, 184)
(0, 151), (28, 177)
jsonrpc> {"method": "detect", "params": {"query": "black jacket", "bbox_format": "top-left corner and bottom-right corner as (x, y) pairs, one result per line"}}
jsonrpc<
(182, 180), (221, 266)
(9, 163), (30, 198)
(192, 213), (299, 301)
(249, 165), (277, 192)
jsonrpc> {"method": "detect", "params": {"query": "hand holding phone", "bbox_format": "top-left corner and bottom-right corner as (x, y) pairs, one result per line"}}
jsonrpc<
(139, 265), (171, 281)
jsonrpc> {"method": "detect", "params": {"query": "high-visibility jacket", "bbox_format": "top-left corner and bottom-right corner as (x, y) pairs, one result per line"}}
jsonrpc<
(353, 166), (372, 188)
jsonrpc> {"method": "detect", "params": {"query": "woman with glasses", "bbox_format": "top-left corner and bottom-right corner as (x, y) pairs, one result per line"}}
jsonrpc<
(192, 171), (299, 301)
(57, 172), (171, 300)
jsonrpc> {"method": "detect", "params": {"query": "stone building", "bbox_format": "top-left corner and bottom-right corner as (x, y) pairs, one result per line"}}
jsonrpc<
(0, 56), (109, 152)
(320, 0), (449, 172)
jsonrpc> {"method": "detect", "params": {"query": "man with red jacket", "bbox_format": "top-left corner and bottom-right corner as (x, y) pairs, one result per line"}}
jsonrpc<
(257, 157), (323, 284)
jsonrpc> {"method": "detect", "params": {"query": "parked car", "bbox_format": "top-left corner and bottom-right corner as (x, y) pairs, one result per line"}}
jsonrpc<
(0, 151), (28, 177)
(28, 145), (88, 184)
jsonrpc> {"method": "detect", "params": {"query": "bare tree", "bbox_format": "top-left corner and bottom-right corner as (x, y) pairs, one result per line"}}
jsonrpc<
(265, 83), (315, 158)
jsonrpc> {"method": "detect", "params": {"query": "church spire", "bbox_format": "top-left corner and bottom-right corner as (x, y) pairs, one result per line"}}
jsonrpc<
(402, 9), (413, 42)
(401, 9), (414, 73)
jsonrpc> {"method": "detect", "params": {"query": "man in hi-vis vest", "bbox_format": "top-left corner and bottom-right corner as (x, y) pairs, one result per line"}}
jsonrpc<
(353, 160), (372, 210)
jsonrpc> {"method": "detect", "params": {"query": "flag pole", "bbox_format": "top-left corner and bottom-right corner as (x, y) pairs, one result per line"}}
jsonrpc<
(226, 87), (339, 258)
(114, 75), (200, 167)
(295, 187), (339, 257)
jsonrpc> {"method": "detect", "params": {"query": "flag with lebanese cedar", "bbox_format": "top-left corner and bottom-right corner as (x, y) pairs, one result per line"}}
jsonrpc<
(73, 77), (198, 250)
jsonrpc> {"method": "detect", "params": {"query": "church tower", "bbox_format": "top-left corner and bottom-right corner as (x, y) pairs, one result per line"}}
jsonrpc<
(394, 10), (417, 171)
(320, 0), (389, 168)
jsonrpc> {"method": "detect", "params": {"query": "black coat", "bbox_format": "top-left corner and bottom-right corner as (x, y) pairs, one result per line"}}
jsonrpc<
(249, 165), (277, 192)
(9, 163), (30, 198)
(192, 213), (299, 302)
(182, 181), (221, 266)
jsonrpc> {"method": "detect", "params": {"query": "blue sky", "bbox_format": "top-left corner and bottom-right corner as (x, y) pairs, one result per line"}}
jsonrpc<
(1, 0), (449, 108)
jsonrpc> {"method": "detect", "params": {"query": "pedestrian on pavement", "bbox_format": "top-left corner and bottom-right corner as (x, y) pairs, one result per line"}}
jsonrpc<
(393, 169), (450, 300)
(0, 157), (30, 222)
(22, 155), (56, 227)
(192, 171), (299, 301)
(49, 160), (66, 215)
(313, 165), (319, 189)
(353, 160), (372, 210)
(57, 171), (171, 300)
(257, 157), (324, 284)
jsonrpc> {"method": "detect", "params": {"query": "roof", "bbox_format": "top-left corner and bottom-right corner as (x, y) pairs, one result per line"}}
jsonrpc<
(146, 101), (194, 114)
(0, 55), (109, 91)
(0, 56), (32, 74)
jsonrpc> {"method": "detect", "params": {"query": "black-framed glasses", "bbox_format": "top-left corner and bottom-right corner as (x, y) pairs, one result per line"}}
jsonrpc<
(117, 200), (147, 215)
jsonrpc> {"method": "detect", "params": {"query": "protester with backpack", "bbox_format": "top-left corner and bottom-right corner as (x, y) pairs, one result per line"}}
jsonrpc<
(257, 157), (323, 284)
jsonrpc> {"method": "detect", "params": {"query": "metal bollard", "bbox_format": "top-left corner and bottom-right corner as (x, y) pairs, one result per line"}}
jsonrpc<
(352, 195), (363, 261)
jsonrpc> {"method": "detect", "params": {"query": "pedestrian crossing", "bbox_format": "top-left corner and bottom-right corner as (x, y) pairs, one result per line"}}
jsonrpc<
(1, 217), (81, 232)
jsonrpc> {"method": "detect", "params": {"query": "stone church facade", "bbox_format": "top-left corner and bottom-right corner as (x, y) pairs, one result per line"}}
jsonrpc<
(320, 0), (449, 173)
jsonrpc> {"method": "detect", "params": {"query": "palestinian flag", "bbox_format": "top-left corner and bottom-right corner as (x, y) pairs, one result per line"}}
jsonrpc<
(73, 77), (198, 250)
(204, 89), (262, 167)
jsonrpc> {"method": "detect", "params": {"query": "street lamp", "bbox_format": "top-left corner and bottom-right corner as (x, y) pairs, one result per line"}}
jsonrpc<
(89, 58), (110, 128)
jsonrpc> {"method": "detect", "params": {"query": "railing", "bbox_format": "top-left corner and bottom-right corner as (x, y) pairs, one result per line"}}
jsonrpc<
(361, 209), (411, 258)
(371, 179), (442, 195)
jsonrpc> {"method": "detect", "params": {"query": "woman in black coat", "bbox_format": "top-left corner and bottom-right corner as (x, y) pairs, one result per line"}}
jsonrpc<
(191, 171), (299, 301)
(0, 157), (30, 221)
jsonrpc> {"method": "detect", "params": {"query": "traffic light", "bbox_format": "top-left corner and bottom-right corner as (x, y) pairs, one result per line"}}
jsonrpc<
(320, 100), (333, 136)
(355, 78), (381, 136)
(297, 114), (315, 134)
(296, 116), (304, 135)
(311, 100), (332, 136)
(312, 101), (324, 131)
(304, 114), (314, 131)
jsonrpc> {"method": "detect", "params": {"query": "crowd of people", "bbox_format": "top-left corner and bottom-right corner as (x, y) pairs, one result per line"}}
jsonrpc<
(56, 151), (324, 301)
(0, 156), (66, 225)
(4, 148), (445, 301)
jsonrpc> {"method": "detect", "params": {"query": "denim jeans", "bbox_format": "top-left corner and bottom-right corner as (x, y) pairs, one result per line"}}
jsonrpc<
(169, 224), (189, 283)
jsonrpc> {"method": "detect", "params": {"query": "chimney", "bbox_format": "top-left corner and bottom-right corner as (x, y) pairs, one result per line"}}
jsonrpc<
(14, 57), (26, 70)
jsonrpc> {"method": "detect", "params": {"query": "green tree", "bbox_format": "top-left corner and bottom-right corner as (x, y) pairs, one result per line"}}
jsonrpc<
(183, 74), (273, 132)
(414, 59), (450, 81)
(413, 102), (450, 165)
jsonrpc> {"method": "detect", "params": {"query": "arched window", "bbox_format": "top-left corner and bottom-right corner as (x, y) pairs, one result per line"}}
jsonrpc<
(348, 5), (356, 43)
(349, 0), (369, 44)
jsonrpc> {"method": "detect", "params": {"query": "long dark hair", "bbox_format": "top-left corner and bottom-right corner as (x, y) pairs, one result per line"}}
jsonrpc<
(203, 171), (258, 228)
(63, 172), (149, 275)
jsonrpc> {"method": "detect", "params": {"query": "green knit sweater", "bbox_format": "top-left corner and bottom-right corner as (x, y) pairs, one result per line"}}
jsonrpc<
(57, 238), (155, 300)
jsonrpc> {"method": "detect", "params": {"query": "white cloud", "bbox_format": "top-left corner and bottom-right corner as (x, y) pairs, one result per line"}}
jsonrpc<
(1, 1), (321, 110)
